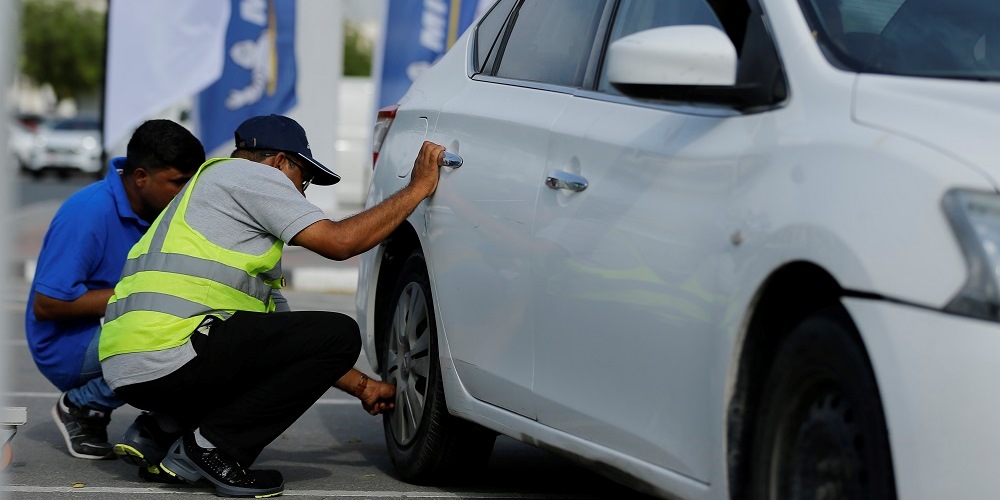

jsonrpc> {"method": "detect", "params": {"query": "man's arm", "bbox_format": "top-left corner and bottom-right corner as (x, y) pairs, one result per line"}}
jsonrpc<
(291, 141), (444, 261)
(33, 289), (115, 321)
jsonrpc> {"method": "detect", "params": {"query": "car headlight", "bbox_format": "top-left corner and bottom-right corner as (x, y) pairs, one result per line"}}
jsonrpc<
(942, 189), (1000, 320)
(82, 136), (97, 150)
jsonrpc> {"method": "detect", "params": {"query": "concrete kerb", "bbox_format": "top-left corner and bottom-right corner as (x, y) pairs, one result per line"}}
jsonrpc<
(15, 201), (362, 295)
(18, 259), (360, 295)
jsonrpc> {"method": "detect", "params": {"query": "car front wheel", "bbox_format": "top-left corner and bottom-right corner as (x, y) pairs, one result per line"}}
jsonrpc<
(751, 307), (897, 500)
(380, 250), (496, 484)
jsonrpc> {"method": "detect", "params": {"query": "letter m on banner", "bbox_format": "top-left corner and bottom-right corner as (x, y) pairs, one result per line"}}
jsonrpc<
(198, 0), (297, 152)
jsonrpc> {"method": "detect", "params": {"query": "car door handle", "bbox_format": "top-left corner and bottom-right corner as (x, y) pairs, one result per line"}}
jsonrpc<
(439, 151), (463, 168)
(545, 170), (588, 192)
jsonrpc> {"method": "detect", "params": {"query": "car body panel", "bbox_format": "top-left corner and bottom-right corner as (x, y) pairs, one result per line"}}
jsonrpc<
(424, 79), (575, 419)
(357, 0), (1000, 497)
(531, 97), (752, 479)
(854, 75), (1000, 188)
(845, 298), (1000, 500)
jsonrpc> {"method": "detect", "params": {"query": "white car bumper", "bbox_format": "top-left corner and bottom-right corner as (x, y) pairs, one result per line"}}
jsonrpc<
(845, 298), (1000, 500)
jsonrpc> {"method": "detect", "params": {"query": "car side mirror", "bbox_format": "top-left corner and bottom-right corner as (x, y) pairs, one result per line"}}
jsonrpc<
(608, 25), (773, 110)
(607, 25), (738, 87)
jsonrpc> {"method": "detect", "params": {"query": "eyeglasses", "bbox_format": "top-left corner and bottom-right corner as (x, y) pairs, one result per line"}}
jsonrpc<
(263, 151), (314, 192)
(284, 154), (314, 192)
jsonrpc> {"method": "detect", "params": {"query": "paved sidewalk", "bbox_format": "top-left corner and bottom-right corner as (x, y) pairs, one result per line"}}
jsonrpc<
(12, 201), (363, 294)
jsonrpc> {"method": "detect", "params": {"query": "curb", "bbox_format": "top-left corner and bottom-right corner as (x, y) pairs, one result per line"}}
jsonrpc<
(19, 259), (359, 295)
(287, 267), (359, 294)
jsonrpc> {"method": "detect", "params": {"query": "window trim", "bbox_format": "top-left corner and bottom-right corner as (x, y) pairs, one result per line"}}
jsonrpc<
(482, 0), (523, 77)
(479, 0), (610, 88)
(469, 0), (519, 78)
(467, 0), (789, 114)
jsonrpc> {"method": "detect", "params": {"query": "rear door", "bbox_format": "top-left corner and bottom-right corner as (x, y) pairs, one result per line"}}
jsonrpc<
(426, 0), (608, 419)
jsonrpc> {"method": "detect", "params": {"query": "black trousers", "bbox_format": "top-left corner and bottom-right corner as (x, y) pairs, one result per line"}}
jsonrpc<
(115, 310), (361, 465)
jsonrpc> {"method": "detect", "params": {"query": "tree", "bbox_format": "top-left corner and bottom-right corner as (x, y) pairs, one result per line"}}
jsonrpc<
(19, 0), (105, 101)
(343, 21), (372, 77)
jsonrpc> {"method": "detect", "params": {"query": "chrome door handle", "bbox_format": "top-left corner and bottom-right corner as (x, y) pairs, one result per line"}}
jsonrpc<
(439, 151), (463, 168)
(545, 170), (588, 192)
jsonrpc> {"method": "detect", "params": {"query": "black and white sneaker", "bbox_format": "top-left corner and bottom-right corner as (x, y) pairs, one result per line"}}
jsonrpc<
(159, 433), (283, 498)
(51, 392), (114, 460)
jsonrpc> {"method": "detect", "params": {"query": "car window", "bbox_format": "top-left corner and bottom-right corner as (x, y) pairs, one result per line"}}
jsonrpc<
(597, 0), (724, 94)
(494, 0), (605, 87)
(801, 0), (1000, 80)
(474, 0), (516, 74)
(838, 0), (902, 33)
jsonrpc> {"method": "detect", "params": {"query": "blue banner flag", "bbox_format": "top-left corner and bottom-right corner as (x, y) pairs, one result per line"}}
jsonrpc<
(198, 0), (298, 152)
(378, 0), (488, 109)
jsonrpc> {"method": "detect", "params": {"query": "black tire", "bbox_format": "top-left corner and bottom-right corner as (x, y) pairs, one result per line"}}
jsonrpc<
(379, 250), (496, 484)
(751, 307), (897, 500)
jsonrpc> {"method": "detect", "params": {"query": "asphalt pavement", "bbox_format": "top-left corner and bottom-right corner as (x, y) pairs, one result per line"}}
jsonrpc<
(2, 281), (643, 499)
(1, 175), (649, 499)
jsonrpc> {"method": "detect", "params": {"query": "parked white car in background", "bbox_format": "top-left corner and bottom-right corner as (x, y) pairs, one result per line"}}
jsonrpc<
(8, 122), (34, 170)
(25, 117), (102, 179)
(357, 0), (1000, 498)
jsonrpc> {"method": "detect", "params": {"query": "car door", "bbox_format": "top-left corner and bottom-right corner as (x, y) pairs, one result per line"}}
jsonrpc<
(529, 0), (765, 481)
(425, 0), (607, 419)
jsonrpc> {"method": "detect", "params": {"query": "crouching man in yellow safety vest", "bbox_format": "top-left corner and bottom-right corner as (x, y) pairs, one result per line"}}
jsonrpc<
(99, 114), (445, 498)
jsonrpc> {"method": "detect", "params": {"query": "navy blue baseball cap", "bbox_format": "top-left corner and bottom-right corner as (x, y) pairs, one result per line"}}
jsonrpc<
(234, 114), (340, 185)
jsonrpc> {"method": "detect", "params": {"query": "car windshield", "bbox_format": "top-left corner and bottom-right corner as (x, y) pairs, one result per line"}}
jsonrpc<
(800, 0), (1000, 80)
(49, 118), (99, 131)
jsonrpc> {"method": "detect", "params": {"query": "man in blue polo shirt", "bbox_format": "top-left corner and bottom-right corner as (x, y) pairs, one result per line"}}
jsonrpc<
(25, 119), (204, 461)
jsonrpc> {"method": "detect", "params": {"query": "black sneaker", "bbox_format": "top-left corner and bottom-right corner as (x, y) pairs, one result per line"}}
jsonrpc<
(51, 392), (114, 460)
(115, 413), (182, 475)
(159, 433), (284, 498)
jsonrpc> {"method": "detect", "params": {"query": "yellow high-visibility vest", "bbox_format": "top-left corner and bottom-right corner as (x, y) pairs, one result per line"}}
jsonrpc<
(99, 158), (284, 359)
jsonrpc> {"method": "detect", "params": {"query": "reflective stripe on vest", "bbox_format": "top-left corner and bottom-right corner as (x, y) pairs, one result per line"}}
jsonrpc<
(105, 292), (234, 323)
(104, 253), (275, 322)
(99, 158), (283, 359)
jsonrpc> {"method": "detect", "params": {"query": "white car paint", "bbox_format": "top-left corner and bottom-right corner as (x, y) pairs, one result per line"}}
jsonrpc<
(25, 118), (102, 176)
(607, 25), (738, 86)
(358, 0), (1000, 497)
(8, 122), (34, 169)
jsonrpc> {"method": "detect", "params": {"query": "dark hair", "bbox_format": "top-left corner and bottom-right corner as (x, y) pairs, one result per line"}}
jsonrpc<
(230, 148), (280, 163)
(124, 119), (206, 175)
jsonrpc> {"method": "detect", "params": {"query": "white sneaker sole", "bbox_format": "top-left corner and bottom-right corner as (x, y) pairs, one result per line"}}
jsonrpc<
(50, 404), (113, 460)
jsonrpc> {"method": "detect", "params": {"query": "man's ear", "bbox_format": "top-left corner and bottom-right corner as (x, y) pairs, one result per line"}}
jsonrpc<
(272, 152), (287, 170)
(133, 167), (149, 188)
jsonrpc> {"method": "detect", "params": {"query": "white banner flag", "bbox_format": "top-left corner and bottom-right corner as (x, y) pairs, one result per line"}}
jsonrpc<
(104, 0), (231, 151)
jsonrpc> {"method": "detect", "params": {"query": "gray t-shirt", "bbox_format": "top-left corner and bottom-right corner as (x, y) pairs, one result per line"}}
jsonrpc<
(102, 158), (326, 389)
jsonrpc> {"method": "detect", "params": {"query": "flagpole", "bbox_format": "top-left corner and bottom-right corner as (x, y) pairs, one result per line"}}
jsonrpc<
(99, 0), (111, 173)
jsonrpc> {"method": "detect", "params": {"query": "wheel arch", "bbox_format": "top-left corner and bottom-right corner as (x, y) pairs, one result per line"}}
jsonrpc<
(727, 261), (863, 499)
(371, 221), (423, 370)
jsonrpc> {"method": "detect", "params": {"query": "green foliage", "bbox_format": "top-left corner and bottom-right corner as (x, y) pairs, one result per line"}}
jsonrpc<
(19, 0), (105, 101)
(344, 21), (372, 77)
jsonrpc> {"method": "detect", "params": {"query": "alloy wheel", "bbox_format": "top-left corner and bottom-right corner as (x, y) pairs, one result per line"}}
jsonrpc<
(386, 282), (432, 446)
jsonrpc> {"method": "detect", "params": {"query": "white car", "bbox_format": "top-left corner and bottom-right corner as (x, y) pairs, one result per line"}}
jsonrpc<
(8, 122), (34, 170)
(356, 0), (1000, 498)
(25, 117), (102, 179)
